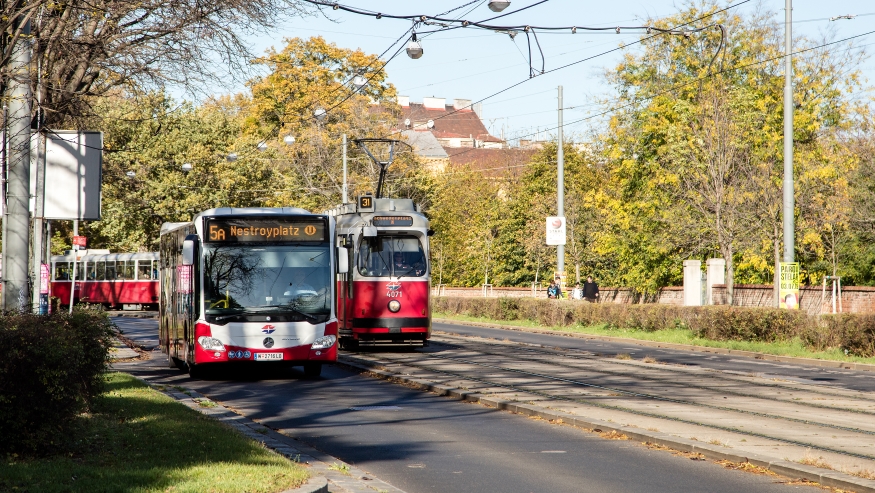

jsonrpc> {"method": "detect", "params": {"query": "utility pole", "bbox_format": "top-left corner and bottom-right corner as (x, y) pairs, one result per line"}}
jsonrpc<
(782, 0), (794, 263)
(342, 134), (349, 203)
(557, 85), (565, 277)
(2, 18), (32, 312)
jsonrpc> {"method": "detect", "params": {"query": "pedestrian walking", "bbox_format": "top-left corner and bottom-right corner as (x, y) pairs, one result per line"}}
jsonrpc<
(571, 282), (583, 300)
(582, 276), (599, 302)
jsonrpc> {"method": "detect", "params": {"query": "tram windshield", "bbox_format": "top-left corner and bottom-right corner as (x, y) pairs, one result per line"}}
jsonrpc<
(203, 244), (331, 322)
(358, 235), (426, 278)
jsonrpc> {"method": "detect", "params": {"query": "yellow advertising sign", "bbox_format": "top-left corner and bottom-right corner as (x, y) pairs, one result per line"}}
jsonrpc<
(779, 262), (800, 310)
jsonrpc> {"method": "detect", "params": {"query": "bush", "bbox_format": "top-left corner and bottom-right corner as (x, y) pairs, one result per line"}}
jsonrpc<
(0, 308), (115, 455)
(433, 296), (875, 357)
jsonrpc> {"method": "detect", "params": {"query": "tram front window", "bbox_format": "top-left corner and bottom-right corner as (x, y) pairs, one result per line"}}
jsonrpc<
(203, 245), (331, 322)
(358, 236), (426, 278)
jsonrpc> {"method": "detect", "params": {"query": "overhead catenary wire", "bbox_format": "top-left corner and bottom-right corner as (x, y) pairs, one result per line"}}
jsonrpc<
(434, 28), (875, 168)
(383, 0), (747, 140)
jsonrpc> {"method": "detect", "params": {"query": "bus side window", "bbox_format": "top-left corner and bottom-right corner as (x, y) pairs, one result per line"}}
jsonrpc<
(96, 261), (105, 280)
(76, 262), (87, 281)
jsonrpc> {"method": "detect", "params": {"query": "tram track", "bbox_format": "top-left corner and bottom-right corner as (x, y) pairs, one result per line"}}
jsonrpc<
(432, 333), (875, 416)
(343, 340), (875, 463)
(435, 332), (875, 402)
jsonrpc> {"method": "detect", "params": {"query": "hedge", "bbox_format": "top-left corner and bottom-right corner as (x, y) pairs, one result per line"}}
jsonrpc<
(0, 308), (115, 455)
(432, 297), (875, 357)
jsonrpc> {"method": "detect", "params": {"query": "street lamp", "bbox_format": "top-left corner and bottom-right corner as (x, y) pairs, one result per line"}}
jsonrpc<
(125, 171), (136, 178)
(256, 141), (268, 152)
(283, 134), (296, 145)
(406, 34), (423, 59)
(488, 1), (510, 12)
(352, 74), (367, 88)
(181, 162), (193, 172)
(226, 152), (237, 162)
(314, 108), (327, 121)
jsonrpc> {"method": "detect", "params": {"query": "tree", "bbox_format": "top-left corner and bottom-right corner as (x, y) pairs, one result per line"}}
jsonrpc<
(594, 1), (866, 294)
(1, 0), (311, 127)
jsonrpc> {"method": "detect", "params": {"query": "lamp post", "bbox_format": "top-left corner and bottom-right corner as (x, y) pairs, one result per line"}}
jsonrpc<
(783, 0), (794, 264)
(557, 85), (565, 278)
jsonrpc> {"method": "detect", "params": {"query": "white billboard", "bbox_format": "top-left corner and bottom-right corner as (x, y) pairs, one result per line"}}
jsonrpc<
(546, 216), (566, 245)
(31, 131), (103, 220)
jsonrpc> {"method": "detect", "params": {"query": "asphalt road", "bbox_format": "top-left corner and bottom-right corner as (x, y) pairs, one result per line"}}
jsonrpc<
(433, 321), (875, 393)
(113, 317), (824, 493)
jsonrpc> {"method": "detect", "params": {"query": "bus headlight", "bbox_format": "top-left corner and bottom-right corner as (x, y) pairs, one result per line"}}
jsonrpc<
(388, 300), (401, 313)
(311, 335), (336, 349)
(197, 336), (226, 351)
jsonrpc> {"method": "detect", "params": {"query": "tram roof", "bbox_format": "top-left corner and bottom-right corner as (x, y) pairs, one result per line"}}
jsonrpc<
(52, 252), (159, 262)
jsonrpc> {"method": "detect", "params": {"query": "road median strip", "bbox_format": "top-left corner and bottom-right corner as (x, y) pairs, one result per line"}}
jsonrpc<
(434, 317), (875, 372)
(339, 354), (875, 493)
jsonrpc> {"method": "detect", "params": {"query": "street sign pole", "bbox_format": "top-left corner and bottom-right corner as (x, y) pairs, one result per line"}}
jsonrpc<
(556, 86), (565, 277)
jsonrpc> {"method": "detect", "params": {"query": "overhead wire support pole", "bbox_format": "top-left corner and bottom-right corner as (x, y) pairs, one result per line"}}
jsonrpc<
(557, 85), (564, 277)
(783, 0), (795, 263)
(342, 134), (349, 203)
(2, 17), (32, 312)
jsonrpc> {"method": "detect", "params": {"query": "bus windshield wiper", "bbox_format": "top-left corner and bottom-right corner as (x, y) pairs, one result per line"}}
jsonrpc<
(253, 304), (321, 323)
(214, 312), (244, 322)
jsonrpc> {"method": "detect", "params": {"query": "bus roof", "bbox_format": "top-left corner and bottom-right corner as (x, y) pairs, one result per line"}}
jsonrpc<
(161, 208), (320, 236)
(194, 207), (313, 219)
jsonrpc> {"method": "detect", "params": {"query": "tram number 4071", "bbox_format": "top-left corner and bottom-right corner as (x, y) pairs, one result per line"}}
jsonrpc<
(387, 283), (402, 298)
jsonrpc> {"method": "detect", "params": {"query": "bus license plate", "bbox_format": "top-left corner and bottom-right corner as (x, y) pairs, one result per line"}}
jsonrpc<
(254, 353), (283, 361)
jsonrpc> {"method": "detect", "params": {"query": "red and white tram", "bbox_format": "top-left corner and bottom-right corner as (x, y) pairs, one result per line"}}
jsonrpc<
(328, 194), (432, 348)
(160, 207), (348, 377)
(50, 252), (160, 309)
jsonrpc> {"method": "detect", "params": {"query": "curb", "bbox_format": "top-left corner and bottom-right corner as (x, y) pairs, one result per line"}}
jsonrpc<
(434, 318), (875, 372)
(338, 355), (875, 493)
(109, 311), (158, 319)
(282, 476), (328, 493)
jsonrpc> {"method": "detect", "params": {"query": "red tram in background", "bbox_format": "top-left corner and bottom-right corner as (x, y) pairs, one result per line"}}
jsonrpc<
(328, 194), (432, 349)
(51, 251), (160, 310)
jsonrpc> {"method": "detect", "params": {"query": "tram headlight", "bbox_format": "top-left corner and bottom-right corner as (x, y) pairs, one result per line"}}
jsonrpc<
(197, 336), (226, 351)
(311, 335), (336, 349)
(388, 300), (401, 313)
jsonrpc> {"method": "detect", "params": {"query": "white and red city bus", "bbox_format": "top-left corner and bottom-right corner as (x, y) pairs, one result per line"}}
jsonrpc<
(328, 195), (432, 349)
(51, 251), (160, 310)
(160, 207), (348, 377)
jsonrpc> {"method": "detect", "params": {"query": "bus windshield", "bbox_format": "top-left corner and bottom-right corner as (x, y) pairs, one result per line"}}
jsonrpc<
(203, 244), (331, 322)
(358, 235), (426, 278)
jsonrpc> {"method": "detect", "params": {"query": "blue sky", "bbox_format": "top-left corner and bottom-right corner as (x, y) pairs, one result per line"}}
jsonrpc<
(231, 0), (875, 143)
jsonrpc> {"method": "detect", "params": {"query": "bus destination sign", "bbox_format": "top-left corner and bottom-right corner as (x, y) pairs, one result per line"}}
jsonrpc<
(372, 216), (413, 227)
(206, 218), (326, 243)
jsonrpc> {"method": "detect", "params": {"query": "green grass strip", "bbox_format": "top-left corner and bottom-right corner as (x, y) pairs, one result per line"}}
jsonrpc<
(435, 312), (875, 365)
(0, 372), (309, 493)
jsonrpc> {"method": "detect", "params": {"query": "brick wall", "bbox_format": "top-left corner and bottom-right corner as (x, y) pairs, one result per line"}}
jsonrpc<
(711, 284), (875, 315)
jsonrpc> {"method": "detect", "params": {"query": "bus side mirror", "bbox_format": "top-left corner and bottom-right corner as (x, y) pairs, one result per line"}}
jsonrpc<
(182, 238), (197, 266)
(427, 229), (435, 237)
(337, 247), (349, 274)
